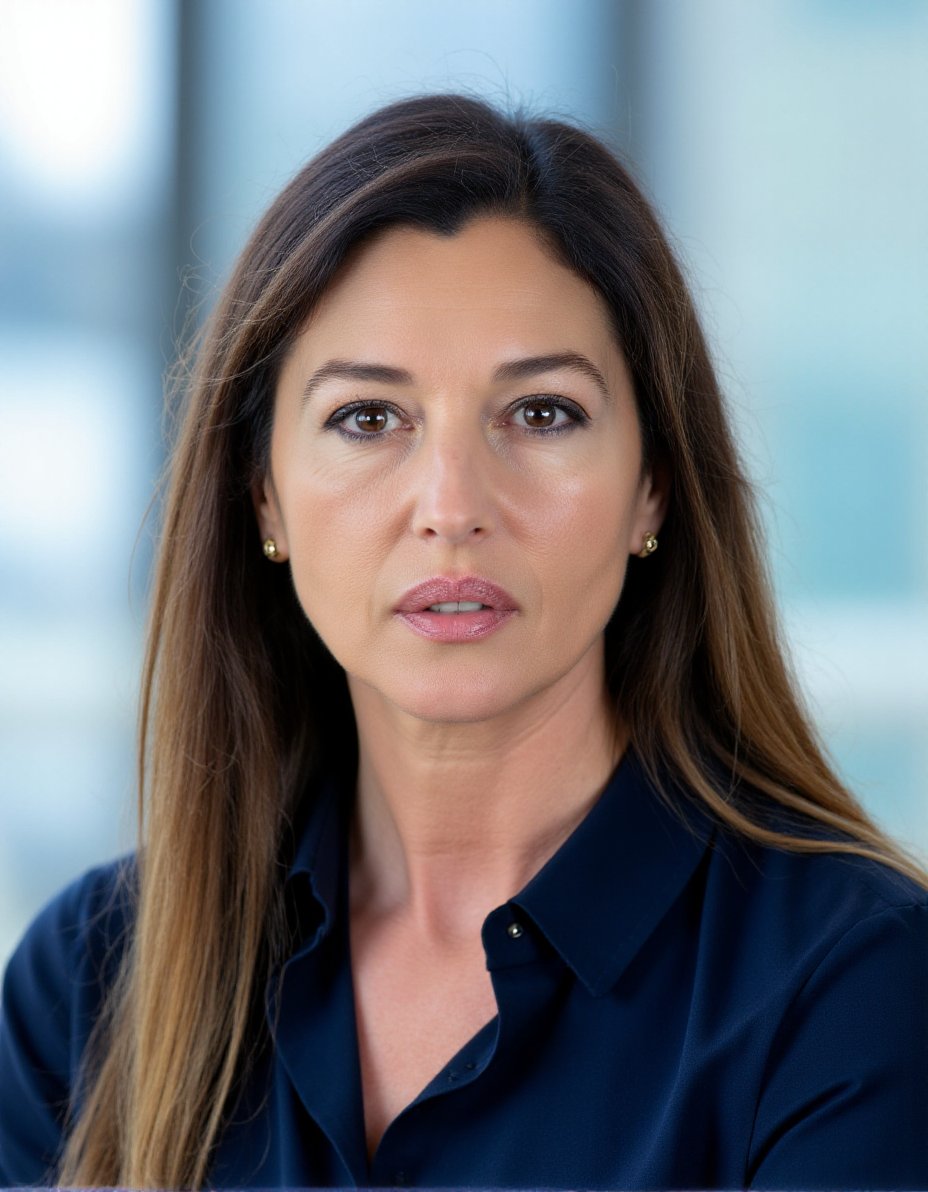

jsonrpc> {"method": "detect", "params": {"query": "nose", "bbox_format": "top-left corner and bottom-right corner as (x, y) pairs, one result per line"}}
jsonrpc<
(410, 425), (496, 544)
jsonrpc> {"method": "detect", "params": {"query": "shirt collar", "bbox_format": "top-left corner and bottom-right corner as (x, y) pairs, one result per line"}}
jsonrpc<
(285, 771), (347, 954)
(285, 749), (716, 995)
(512, 748), (716, 997)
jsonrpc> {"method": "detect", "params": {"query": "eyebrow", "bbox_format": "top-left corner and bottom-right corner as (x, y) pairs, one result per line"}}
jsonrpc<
(494, 352), (610, 402)
(301, 351), (611, 404)
(302, 361), (412, 401)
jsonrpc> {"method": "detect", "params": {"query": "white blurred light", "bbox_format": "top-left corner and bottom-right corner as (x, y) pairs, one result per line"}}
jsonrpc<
(0, 0), (148, 208)
(0, 334), (139, 546)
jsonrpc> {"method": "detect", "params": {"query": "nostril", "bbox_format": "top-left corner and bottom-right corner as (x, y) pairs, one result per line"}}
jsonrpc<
(421, 523), (485, 540)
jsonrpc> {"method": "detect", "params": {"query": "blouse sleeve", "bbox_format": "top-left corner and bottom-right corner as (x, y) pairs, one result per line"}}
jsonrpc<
(747, 900), (928, 1190)
(0, 861), (130, 1186)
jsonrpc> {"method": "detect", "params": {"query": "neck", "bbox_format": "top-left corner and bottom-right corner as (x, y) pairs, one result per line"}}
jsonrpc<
(347, 651), (625, 943)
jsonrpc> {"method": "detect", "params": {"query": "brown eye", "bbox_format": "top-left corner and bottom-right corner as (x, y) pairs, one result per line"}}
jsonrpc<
(354, 407), (389, 433)
(520, 403), (557, 429)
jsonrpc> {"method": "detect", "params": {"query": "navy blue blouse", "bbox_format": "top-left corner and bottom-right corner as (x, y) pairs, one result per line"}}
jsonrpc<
(2, 750), (927, 1189)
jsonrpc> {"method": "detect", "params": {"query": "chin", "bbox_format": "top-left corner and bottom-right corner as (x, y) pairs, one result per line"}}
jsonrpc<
(402, 697), (518, 726)
(362, 669), (532, 726)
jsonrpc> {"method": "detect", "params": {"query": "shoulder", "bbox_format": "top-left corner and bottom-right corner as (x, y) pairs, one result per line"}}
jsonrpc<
(0, 857), (136, 1185)
(683, 820), (928, 1184)
(708, 813), (927, 935)
(3, 856), (137, 1015)
(709, 843), (928, 1186)
(677, 794), (928, 1060)
(698, 816), (928, 994)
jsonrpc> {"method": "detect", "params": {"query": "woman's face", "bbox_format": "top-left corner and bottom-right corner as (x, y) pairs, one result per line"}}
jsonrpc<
(256, 217), (665, 725)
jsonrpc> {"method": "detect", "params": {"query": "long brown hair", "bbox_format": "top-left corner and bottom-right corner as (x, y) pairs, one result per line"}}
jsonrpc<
(60, 92), (927, 1188)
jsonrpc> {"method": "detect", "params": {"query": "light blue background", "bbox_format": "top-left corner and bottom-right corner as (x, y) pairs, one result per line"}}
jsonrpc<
(1, 0), (926, 964)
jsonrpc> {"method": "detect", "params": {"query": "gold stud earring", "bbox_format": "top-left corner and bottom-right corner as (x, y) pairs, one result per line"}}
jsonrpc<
(637, 532), (658, 558)
(262, 538), (281, 561)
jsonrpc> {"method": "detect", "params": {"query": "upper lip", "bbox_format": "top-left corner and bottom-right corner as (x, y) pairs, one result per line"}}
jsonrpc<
(395, 576), (519, 613)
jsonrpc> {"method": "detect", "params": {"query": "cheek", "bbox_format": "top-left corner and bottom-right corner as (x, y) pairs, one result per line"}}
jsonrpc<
(535, 469), (635, 589)
(278, 468), (388, 633)
(534, 474), (637, 648)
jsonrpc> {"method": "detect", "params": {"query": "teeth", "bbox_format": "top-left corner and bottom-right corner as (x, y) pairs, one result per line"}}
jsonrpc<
(428, 601), (486, 613)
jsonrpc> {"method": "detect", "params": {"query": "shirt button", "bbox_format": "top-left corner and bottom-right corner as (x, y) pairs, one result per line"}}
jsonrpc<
(506, 921), (524, 939)
(394, 1172), (407, 1187)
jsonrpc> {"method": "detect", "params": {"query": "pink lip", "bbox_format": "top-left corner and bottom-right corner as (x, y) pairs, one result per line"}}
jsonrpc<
(396, 576), (519, 613)
(394, 576), (519, 643)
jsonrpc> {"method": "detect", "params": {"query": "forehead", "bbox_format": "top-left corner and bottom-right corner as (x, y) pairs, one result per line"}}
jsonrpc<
(290, 216), (622, 369)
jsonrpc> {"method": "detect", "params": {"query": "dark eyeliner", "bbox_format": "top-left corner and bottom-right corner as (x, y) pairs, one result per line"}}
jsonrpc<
(510, 394), (590, 436)
(323, 399), (405, 441)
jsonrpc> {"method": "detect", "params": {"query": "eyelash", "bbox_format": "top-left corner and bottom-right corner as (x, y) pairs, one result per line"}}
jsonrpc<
(323, 395), (590, 442)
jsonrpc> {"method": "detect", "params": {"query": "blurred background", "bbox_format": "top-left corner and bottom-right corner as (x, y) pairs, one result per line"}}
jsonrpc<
(1, 0), (926, 965)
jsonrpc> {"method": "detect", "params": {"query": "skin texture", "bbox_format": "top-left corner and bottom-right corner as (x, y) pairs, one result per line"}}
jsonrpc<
(255, 216), (667, 1152)
(258, 216), (663, 739)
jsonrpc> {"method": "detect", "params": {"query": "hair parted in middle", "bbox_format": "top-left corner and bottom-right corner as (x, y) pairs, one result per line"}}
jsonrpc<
(60, 91), (923, 1190)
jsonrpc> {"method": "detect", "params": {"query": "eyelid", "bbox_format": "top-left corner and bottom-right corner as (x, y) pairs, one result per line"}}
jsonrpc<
(505, 393), (590, 425)
(322, 392), (590, 441)
(323, 398), (410, 431)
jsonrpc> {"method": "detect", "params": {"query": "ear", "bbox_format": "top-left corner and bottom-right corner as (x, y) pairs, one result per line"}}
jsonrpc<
(628, 458), (670, 557)
(250, 470), (289, 561)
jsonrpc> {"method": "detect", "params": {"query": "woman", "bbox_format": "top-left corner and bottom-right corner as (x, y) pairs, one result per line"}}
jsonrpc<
(1, 93), (925, 1190)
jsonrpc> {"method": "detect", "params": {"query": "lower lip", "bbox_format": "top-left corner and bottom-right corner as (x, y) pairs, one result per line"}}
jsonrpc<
(397, 609), (516, 642)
